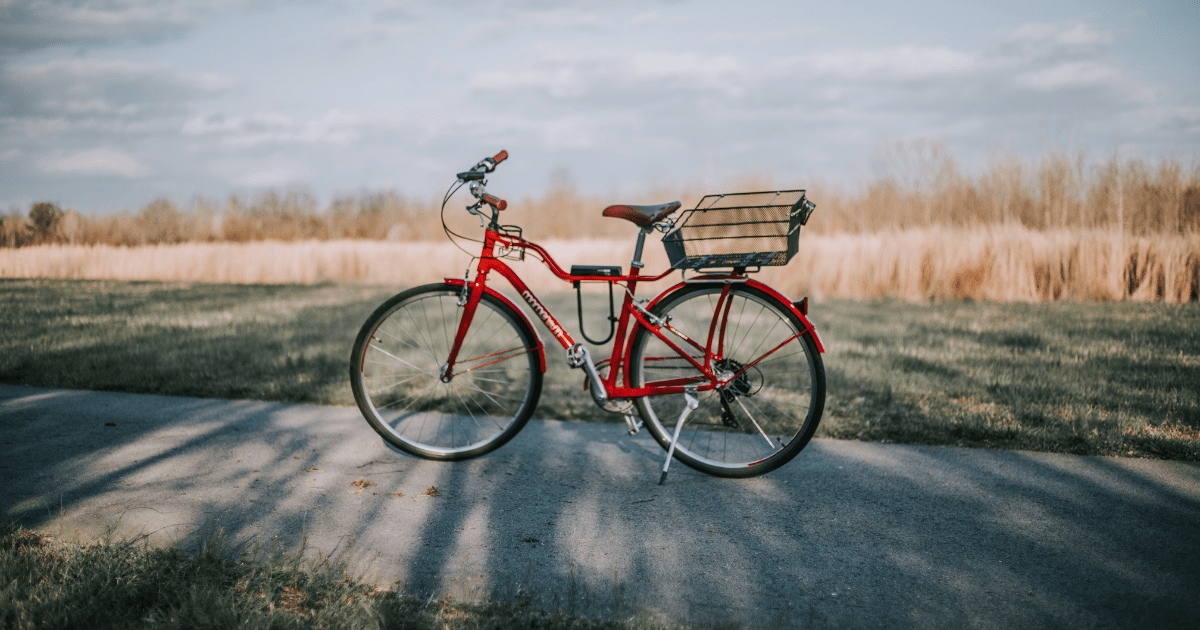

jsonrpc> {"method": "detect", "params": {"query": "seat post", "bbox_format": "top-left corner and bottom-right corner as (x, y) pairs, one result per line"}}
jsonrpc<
(630, 227), (652, 269)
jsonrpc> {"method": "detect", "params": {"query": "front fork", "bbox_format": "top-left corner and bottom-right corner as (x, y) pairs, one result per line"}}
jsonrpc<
(441, 274), (487, 383)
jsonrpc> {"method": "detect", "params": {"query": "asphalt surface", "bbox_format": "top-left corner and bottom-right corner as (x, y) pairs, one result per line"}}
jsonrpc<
(2, 383), (1198, 628)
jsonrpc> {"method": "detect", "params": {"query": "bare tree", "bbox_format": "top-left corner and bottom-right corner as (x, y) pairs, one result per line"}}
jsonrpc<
(29, 202), (63, 244)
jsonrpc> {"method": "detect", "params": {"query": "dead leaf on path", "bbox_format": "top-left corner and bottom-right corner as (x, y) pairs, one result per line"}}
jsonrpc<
(352, 479), (376, 489)
(305, 468), (322, 473)
(424, 486), (439, 497)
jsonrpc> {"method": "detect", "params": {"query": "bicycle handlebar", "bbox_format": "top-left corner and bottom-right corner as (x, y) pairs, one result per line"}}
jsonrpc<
(458, 151), (509, 216)
(456, 151), (508, 222)
(459, 150), (508, 179)
(480, 193), (507, 211)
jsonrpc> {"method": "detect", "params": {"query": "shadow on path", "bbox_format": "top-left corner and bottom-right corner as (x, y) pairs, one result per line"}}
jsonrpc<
(2, 384), (1198, 628)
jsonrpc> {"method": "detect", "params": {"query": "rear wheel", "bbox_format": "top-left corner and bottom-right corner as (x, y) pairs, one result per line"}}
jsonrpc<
(628, 283), (825, 477)
(350, 284), (542, 460)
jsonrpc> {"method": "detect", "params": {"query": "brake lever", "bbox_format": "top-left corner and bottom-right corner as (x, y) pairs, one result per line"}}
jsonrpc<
(466, 202), (487, 227)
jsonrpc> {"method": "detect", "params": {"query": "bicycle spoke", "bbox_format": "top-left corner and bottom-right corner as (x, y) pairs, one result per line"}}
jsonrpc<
(363, 371), (434, 395)
(452, 383), (505, 432)
(733, 394), (778, 449)
(368, 343), (440, 376)
(375, 323), (439, 366)
(455, 380), (528, 404)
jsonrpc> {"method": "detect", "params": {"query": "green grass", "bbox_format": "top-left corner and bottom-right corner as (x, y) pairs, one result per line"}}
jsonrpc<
(1, 522), (729, 630)
(2, 278), (1198, 461)
(815, 299), (1200, 460)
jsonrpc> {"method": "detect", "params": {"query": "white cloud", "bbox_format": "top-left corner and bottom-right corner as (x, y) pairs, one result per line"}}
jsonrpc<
(1015, 61), (1126, 91)
(802, 46), (976, 81)
(0, 0), (240, 56)
(181, 111), (364, 148)
(1007, 20), (1114, 49)
(630, 51), (740, 81)
(238, 166), (310, 187)
(474, 9), (611, 35)
(333, 22), (420, 49)
(37, 148), (151, 177)
(2, 59), (231, 118)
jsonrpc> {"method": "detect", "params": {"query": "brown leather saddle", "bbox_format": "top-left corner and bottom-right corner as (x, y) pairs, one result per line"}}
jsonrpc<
(601, 201), (681, 228)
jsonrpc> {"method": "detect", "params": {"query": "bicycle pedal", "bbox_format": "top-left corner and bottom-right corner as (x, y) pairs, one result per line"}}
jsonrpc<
(603, 398), (633, 414)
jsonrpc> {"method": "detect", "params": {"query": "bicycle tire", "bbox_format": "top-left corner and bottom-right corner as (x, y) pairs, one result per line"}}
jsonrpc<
(628, 283), (825, 477)
(350, 283), (542, 460)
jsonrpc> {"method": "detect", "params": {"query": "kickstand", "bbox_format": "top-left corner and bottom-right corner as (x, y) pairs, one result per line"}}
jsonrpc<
(659, 388), (698, 485)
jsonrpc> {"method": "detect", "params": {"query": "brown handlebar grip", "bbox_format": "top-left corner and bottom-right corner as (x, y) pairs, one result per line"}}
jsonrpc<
(492, 150), (508, 164)
(481, 193), (507, 211)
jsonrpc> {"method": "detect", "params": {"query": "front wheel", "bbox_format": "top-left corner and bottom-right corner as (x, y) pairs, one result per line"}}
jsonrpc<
(628, 283), (825, 478)
(349, 284), (543, 460)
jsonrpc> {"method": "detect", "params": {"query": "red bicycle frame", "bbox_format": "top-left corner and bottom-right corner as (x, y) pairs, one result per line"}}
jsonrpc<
(440, 227), (824, 402)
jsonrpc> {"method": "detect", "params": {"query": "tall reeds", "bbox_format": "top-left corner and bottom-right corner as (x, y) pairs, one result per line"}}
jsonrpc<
(805, 147), (1200, 236)
(3, 148), (1197, 302)
(5, 229), (1196, 302)
(4, 148), (1197, 247)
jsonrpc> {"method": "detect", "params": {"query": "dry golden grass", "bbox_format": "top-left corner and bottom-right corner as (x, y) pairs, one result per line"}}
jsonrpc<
(761, 225), (1200, 303)
(0, 239), (666, 291)
(3, 146), (1198, 302)
(4, 227), (1196, 302)
(3, 146), (1197, 248)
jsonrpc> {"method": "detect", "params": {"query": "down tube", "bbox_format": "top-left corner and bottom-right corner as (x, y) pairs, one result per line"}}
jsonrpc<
(481, 258), (577, 351)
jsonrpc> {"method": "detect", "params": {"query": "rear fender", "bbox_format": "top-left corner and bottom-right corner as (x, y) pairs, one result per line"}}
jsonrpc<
(743, 279), (825, 353)
(636, 277), (825, 354)
(444, 278), (548, 372)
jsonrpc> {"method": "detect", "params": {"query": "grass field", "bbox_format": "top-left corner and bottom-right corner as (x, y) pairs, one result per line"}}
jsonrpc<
(2, 278), (1197, 461)
(1, 522), (705, 630)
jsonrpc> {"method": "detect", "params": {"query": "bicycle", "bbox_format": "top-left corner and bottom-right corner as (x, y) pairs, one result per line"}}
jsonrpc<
(350, 150), (826, 483)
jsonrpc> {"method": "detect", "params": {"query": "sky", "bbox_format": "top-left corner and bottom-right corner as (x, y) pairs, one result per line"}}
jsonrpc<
(1, 0), (1198, 214)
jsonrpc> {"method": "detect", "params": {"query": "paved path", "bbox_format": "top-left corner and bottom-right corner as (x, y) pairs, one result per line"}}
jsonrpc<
(2, 384), (1198, 628)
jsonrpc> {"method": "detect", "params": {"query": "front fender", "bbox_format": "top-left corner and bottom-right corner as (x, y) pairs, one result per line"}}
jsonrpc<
(444, 278), (548, 372)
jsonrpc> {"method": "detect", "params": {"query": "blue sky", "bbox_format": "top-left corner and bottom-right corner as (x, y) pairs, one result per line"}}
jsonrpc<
(1, 0), (1198, 213)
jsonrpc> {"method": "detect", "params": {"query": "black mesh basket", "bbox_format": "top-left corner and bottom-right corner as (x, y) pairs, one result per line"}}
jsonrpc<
(662, 190), (815, 270)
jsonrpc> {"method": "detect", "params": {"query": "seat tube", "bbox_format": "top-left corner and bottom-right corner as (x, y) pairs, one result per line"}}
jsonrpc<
(605, 228), (650, 388)
(706, 283), (734, 369)
(607, 265), (641, 388)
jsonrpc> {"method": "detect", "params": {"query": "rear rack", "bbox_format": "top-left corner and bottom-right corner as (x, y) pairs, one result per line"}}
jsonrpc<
(662, 190), (815, 271)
